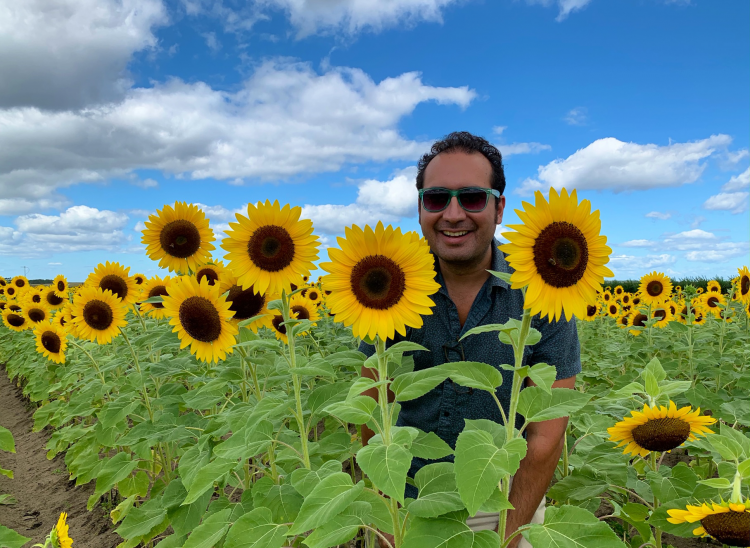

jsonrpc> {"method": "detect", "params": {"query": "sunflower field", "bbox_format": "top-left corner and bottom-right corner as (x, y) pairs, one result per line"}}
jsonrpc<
(0, 191), (749, 548)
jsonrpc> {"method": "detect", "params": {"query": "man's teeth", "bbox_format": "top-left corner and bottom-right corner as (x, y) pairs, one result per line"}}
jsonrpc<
(443, 230), (468, 237)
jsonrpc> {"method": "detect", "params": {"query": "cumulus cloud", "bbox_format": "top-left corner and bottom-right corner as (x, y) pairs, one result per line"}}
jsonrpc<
(645, 211), (671, 220)
(616, 228), (749, 264)
(620, 239), (655, 248)
(722, 167), (750, 192)
(608, 253), (678, 276)
(516, 135), (732, 195)
(564, 107), (588, 126)
(703, 167), (750, 214)
(0, 0), (167, 110)
(497, 142), (551, 157)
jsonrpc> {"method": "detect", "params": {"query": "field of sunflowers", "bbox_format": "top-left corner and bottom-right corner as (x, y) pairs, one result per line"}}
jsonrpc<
(0, 190), (749, 548)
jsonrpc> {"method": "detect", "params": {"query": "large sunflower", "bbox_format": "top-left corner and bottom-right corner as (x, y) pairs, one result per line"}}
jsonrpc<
(41, 286), (66, 310)
(142, 202), (216, 273)
(668, 500), (750, 546)
(162, 276), (238, 363)
(639, 271), (673, 305)
(24, 302), (50, 325)
(2, 309), (30, 332)
(11, 275), (28, 291)
(321, 222), (440, 341)
(500, 188), (613, 321)
(738, 266), (750, 303)
(53, 275), (69, 298)
(34, 321), (68, 364)
(608, 401), (715, 458)
(222, 200), (319, 295)
(71, 286), (127, 344)
(86, 261), (139, 305)
(138, 275), (171, 319)
(222, 274), (272, 332)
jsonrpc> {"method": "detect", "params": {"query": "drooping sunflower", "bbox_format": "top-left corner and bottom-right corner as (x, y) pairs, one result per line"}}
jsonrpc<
(500, 188), (614, 321)
(222, 200), (319, 295)
(639, 272), (673, 305)
(194, 261), (229, 290)
(142, 202), (216, 273)
(11, 275), (28, 291)
(138, 276), (171, 319)
(54, 512), (73, 548)
(53, 275), (69, 298)
(41, 286), (66, 310)
(707, 280), (722, 294)
(2, 309), (30, 331)
(738, 267), (750, 303)
(86, 261), (139, 305)
(222, 275), (272, 332)
(583, 303), (599, 321)
(321, 222), (441, 341)
(71, 286), (127, 345)
(33, 321), (68, 364)
(608, 401), (716, 458)
(162, 276), (238, 363)
(668, 500), (750, 546)
(698, 292), (726, 319)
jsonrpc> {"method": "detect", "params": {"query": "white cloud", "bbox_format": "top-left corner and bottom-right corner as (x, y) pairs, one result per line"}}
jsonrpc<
(523, 0), (593, 22)
(721, 167), (749, 192)
(608, 253), (678, 276)
(614, 229), (749, 265)
(0, 60), (475, 204)
(48, 262), (62, 265)
(684, 243), (748, 262)
(194, 204), (247, 223)
(202, 31), (222, 52)
(494, 224), (510, 241)
(134, 221), (146, 232)
(564, 106), (587, 126)
(497, 142), (551, 157)
(620, 239), (655, 248)
(0, 198), (69, 216)
(130, 177), (159, 189)
(493, 126), (507, 136)
(703, 192), (749, 214)
(0, 0), (167, 110)
(516, 135), (732, 195)
(645, 211), (671, 220)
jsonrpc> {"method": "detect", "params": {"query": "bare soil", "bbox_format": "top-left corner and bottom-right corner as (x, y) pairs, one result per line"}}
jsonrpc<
(0, 365), (119, 548)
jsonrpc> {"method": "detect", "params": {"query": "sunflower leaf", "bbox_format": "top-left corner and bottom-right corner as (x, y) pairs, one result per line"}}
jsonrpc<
(436, 361), (503, 393)
(391, 369), (449, 402)
(0, 426), (15, 453)
(356, 441), (411, 504)
(408, 462), (465, 518)
(0, 525), (31, 548)
(517, 387), (591, 424)
(522, 505), (628, 548)
(288, 472), (364, 535)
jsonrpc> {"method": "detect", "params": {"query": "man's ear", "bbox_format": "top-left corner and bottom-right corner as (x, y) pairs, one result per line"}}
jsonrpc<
(495, 195), (506, 225)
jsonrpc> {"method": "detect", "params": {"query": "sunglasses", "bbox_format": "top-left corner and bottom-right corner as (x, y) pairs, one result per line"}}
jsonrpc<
(418, 187), (500, 213)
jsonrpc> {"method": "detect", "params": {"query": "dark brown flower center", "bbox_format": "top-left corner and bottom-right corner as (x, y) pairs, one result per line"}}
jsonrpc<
(7, 287), (15, 296)
(701, 510), (750, 547)
(350, 255), (406, 310)
(291, 305), (310, 321)
(619, 315), (629, 326)
(308, 290), (320, 301)
(609, 304), (618, 315)
(41, 331), (61, 354)
(196, 267), (219, 286)
(646, 280), (664, 297)
(7, 313), (24, 327)
(631, 417), (691, 452)
(0, 278), (5, 286)
(57, 281), (65, 291)
(83, 300), (114, 330)
(46, 292), (64, 306)
(134, 276), (144, 285)
(9, 304), (21, 312)
(653, 309), (666, 321)
(0, 302), (5, 311)
(586, 305), (597, 317)
(532, 222), (589, 288)
(226, 285), (265, 320)
(632, 297), (641, 305)
(160, 219), (202, 259)
(706, 296), (719, 308)
(14, 279), (26, 288)
(99, 274), (128, 301)
(622, 295), (630, 304)
(247, 225), (296, 272)
(632, 313), (647, 327)
(32, 293), (42, 303)
(147, 285), (168, 309)
(179, 296), (222, 342)
(28, 308), (46, 323)
(742, 276), (750, 297)
(271, 314), (287, 335)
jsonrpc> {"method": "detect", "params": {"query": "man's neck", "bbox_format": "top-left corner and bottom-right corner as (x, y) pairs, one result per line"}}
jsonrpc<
(437, 245), (493, 289)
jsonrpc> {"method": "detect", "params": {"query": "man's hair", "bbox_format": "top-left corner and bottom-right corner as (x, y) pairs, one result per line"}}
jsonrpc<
(416, 131), (506, 197)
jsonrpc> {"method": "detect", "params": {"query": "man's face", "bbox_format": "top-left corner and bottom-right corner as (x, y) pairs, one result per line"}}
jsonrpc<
(419, 151), (505, 267)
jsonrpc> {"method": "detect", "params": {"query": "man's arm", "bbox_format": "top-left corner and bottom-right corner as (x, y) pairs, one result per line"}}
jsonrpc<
(501, 375), (575, 547)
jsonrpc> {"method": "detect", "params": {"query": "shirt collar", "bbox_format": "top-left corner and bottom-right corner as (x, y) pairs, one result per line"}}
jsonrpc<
(433, 237), (511, 293)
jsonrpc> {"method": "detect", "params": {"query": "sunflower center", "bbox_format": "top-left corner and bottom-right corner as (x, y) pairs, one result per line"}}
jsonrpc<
(609, 305), (617, 315)
(99, 275), (128, 301)
(271, 315), (287, 335)
(646, 281), (664, 297)
(57, 281), (65, 291)
(179, 296), (222, 343)
(32, 294), (41, 303)
(7, 314), (24, 327)
(28, 308), (46, 323)
(619, 315), (628, 326)
(349, 255), (407, 310)
(631, 417), (691, 451)
(632, 313), (647, 327)
(41, 331), (61, 354)
(532, 222), (589, 288)
(226, 286), (266, 320)
(7, 288), (15, 296)
(83, 300), (114, 331)
(135, 276), (144, 285)
(653, 309), (666, 321)
(160, 220), (202, 259)
(46, 293), (64, 306)
(196, 268), (219, 286)
(632, 297), (641, 305)
(308, 290), (320, 301)
(247, 225), (296, 272)
(701, 510), (750, 546)
(742, 276), (750, 296)
(147, 285), (168, 309)
(10, 304), (21, 312)
(15, 279), (26, 288)
(586, 305), (597, 317)
(291, 305), (310, 321)
(706, 296), (719, 308)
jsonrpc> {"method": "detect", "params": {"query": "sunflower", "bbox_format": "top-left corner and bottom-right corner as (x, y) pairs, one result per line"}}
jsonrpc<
(24, 302), (50, 325)
(617, 311), (631, 329)
(628, 311), (648, 336)
(133, 273), (146, 286)
(222, 200), (319, 295)
(666, 300), (678, 318)
(26, 288), (44, 304)
(11, 275), (28, 290)
(321, 222), (440, 341)
(222, 275), (272, 332)
(86, 261), (139, 305)
(738, 267), (750, 303)
(54, 512), (73, 548)
(583, 303), (599, 321)
(500, 188), (613, 321)
(696, 287), (704, 295)
(0, 276), (5, 287)
(621, 293), (632, 306)
(52, 308), (70, 330)
(289, 293), (320, 327)
(71, 286), (127, 345)
(638, 272), (672, 305)
(606, 302), (620, 317)
(268, 312), (291, 344)
(707, 280), (722, 294)
(304, 287), (323, 306)
(0, 287), (4, 297)
(194, 261), (229, 290)
(162, 276), (238, 363)
(52, 275), (69, 298)
(142, 202), (215, 273)
(41, 286), (66, 310)
(33, 321), (68, 364)
(614, 285), (624, 296)
(2, 309), (30, 332)
(5, 285), (17, 299)
(138, 276), (171, 319)
(668, 500), (750, 546)
(602, 291), (612, 303)
(632, 295), (642, 307)
(0, 300), (6, 312)
(608, 401), (715, 458)
(652, 306), (673, 328)
(698, 292), (726, 319)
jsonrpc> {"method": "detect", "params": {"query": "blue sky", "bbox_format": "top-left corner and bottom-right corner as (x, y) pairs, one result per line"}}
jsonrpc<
(0, 0), (747, 282)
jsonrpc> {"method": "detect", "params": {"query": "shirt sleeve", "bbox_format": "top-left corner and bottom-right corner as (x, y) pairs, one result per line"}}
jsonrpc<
(528, 315), (582, 380)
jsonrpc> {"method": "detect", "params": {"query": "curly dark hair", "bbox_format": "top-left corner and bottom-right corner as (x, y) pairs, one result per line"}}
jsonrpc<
(416, 131), (506, 198)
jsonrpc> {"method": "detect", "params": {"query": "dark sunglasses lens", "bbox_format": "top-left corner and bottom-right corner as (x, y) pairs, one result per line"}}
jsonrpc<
(459, 190), (488, 212)
(422, 190), (451, 211)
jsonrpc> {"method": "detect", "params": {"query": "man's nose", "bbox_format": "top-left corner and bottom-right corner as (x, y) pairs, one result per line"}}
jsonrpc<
(442, 196), (466, 222)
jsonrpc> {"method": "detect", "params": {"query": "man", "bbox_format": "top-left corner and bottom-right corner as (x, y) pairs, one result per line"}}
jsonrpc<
(359, 132), (581, 548)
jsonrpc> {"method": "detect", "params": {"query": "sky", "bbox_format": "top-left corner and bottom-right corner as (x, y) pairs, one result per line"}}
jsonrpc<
(0, 0), (748, 282)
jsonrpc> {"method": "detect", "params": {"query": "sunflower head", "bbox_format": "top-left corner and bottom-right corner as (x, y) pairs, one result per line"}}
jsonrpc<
(737, 267), (750, 303)
(34, 321), (68, 364)
(71, 286), (127, 345)
(707, 280), (722, 293)
(2, 309), (30, 332)
(11, 275), (28, 290)
(24, 302), (50, 324)
(699, 292), (726, 319)
(583, 303), (599, 321)
(52, 275), (69, 298)
(53, 512), (73, 548)
(85, 261), (139, 305)
(138, 275), (171, 319)
(628, 310), (648, 336)
(0, 276), (5, 287)
(223, 276), (272, 332)
(621, 293), (631, 305)
(638, 271), (673, 305)
(606, 302), (619, 317)
(617, 311), (631, 329)
(652, 305), (673, 328)
(42, 286), (66, 310)
(668, 500), (750, 546)
(194, 261), (229, 290)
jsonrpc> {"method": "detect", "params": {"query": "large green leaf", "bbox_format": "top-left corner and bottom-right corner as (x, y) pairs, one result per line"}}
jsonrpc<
(291, 460), (342, 497)
(169, 489), (213, 538)
(88, 452), (138, 510)
(288, 472), (365, 535)
(323, 396), (377, 424)
(224, 507), (289, 548)
(258, 484), (304, 523)
(0, 426), (15, 453)
(356, 441), (411, 504)
(435, 362), (503, 393)
(213, 420), (273, 460)
(116, 498), (167, 539)
(546, 466), (609, 502)
(522, 505), (628, 548)
(183, 509), (232, 548)
(0, 525), (30, 548)
(408, 462), (465, 518)
(402, 510), (501, 548)
(527, 363), (556, 394)
(302, 502), (371, 548)
(391, 369), (449, 402)
(182, 458), (238, 505)
(517, 387), (591, 424)
(410, 429), (453, 460)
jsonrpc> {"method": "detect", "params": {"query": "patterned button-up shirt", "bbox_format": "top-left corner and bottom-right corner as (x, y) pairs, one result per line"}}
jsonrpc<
(359, 239), (582, 498)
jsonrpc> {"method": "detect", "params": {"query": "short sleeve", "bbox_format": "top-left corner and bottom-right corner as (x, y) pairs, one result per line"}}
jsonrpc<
(528, 315), (581, 380)
(358, 339), (375, 357)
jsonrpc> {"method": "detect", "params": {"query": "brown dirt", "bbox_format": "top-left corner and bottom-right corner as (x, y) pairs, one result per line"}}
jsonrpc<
(0, 366), (119, 548)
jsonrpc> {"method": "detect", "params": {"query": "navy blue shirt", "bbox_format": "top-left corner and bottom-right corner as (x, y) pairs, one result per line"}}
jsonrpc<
(359, 239), (582, 498)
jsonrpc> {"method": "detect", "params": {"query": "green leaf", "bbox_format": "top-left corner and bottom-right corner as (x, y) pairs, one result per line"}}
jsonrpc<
(517, 387), (591, 424)
(183, 509), (232, 548)
(118, 470), (149, 498)
(169, 489), (213, 538)
(385, 341), (429, 356)
(391, 369), (449, 402)
(525, 328), (542, 346)
(182, 458), (238, 505)
(408, 462), (465, 518)
(258, 484), (304, 523)
(739, 458), (750, 479)
(708, 434), (745, 461)
(720, 423), (750, 458)
(116, 498), (167, 539)
(288, 473), (365, 535)
(459, 323), (509, 341)
(88, 452), (138, 510)
(302, 503), (370, 548)
(547, 466), (609, 502)
(527, 363), (556, 394)
(0, 525), (30, 548)
(356, 442), (411, 504)
(355, 490), (394, 534)
(291, 460), (342, 497)
(323, 396), (377, 425)
(410, 429), (453, 460)
(0, 426), (16, 453)
(214, 420), (274, 460)
(224, 507), (289, 548)
(435, 361), (503, 392)
(307, 383), (349, 417)
(487, 270), (512, 284)
(478, 485), (514, 513)
(522, 505), (628, 548)
(402, 510), (501, 548)
(0, 468), (12, 479)
(697, 478), (731, 489)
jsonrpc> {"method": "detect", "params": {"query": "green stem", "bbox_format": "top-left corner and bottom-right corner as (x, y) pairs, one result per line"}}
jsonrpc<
(118, 327), (154, 422)
(68, 339), (107, 386)
(650, 451), (662, 548)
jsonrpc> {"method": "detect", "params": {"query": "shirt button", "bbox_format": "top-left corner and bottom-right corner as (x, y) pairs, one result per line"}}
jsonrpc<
(443, 411), (450, 417)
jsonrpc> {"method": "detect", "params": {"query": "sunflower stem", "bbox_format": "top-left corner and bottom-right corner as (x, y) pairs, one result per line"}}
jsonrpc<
(68, 339), (107, 387)
(650, 451), (663, 548)
(730, 470), (743, 504)
(118, 327), (154, 422)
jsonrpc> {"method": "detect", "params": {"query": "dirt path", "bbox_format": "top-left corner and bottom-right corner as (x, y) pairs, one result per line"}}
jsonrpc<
(0, 366), (119, 548)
